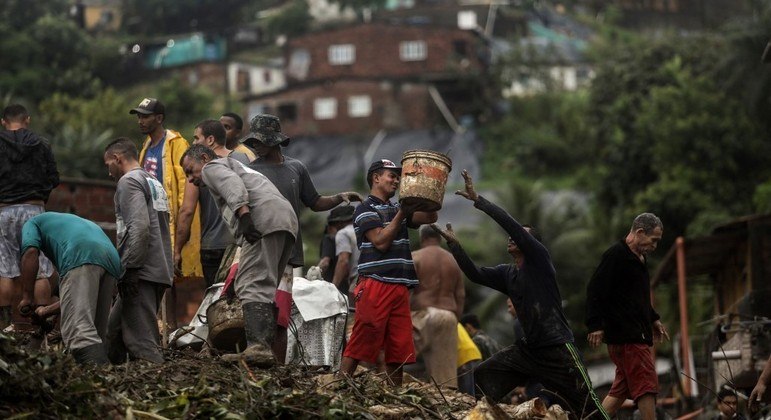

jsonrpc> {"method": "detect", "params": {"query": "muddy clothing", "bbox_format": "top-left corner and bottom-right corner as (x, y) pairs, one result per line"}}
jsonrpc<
(448, 196), (572, 348)
(21, 212), (122, 280)
(354, 195), (416, 286)
(448, 196), (608, 418)
(107, 281), (166, 363)
(248, 156), (320, 267)
(60, 265), (116, 351)
(0, 205), (54, 278)
(585, 240), (660, 345)
(110, 168), (172, 363)
(471, 330), (502, 361)
(21, 213), (120, 352)
(412, 307), (458, 387)
(197, 151), (248, 287)
(476, 342), (608, 419)
(0, 128), (59, 204)
(201, 158), (297, 306)
(114, 168), (173, 286)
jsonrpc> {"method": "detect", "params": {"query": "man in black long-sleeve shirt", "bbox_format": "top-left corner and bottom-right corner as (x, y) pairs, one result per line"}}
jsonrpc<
(433, 170), (609, 420)
(585, 213), (669, 420)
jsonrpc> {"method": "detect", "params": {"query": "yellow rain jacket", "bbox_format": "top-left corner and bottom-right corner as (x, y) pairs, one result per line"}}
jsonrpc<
(457, 323), (482, 367)
(139, 129), (202, 277)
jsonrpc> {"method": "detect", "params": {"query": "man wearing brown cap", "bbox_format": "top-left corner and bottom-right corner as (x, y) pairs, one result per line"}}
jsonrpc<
(245, 114), (363, 363)
(129, 98), (201, 331)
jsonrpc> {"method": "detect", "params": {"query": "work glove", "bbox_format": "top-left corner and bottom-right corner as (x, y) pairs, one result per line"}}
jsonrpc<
(118, 268), (141, 299)
(237, 213), (263, 244)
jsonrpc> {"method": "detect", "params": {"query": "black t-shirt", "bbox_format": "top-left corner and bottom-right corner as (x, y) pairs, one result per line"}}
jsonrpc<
(319, 233), (337, 282)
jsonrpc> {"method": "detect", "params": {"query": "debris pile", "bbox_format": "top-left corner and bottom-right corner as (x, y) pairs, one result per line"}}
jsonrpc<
(1, 332), (566, 418)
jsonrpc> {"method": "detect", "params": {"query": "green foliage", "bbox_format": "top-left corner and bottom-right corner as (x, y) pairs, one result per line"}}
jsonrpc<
(121, 0), (256, 35)
(265, 0), (313, 38)
(36, 88), (135, 140)
(154, 77), (215, 130)
(589, 38), (769, 240)
(480, 92), (595, 182)
(47, 125), (115, 179)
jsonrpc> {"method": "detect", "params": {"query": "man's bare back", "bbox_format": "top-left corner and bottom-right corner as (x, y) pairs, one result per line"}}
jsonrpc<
(411, 245), (464, 318)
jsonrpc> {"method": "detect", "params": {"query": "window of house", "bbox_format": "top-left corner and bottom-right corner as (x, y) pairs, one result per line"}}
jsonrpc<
(314, 97), (337, 120)
(457, 10), (477, 30)
(277, 103), (297, 122)
(236, 69), (250, 92)
(264, 70), (272, 84)
(400, 40), (427, 61)
(348, 95), (372, 118)
(328, 44), (355, 65)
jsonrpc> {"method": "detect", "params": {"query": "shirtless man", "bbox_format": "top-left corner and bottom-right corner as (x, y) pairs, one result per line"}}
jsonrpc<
(411, 225), (465, 388)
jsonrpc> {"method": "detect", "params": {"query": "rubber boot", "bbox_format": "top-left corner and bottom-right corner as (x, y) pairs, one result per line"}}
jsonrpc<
(222, 302), (276, 367)
(71, 343), (109, 366)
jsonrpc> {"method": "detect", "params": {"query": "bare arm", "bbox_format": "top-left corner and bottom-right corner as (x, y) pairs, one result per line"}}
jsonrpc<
(751, 356), (771, 412)
(318, 256), (331, 273)
(311, 192), (365, 212)
(174, 181), (199, 267)
(364, 209), (406, 253)
(332, 252), (351, 287)
(19, 248), (40, 303)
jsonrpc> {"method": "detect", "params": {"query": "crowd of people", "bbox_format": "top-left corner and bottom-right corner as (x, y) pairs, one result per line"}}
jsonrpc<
(2, 97), (746, 418)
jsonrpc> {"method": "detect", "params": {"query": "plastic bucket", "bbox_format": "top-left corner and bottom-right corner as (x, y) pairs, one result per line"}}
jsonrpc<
(399, 150), (452, 212)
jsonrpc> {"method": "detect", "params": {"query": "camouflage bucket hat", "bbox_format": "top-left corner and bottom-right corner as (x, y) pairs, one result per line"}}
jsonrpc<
(243, 114), (289, 147)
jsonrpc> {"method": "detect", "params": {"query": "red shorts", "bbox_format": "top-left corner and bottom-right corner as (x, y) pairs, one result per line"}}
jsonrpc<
(343, 277), (416, 365)
(608, 343), (658, 401)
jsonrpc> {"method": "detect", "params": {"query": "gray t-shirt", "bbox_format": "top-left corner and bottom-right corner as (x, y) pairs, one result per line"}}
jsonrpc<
(335, 223), (359, 279)
(115, 168), (173, 286)
(201, 157), (298, 242)
(248, 156), (321, 267)
(199, 151), (251, 250)
(199, 186), (233, 250)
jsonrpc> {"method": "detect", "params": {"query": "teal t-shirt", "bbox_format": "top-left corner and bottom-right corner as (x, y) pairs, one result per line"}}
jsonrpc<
(21, 212), (122, 279)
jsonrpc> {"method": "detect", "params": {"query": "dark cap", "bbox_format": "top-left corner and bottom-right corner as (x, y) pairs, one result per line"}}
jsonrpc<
(328, 205), (355, 223)
(129, 98), (165, 115)
(242, 114), (288, 147)
(367, 159), (401, 175)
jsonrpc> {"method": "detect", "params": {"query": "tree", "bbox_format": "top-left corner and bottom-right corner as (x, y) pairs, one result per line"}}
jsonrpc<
(121, 0), (257, 35)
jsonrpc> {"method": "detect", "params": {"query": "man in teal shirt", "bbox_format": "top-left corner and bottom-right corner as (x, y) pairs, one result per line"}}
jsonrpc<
(18, 212), (122, 365)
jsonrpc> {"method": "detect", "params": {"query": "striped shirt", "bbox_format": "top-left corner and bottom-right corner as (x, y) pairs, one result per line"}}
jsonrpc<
(354, 195), (417, 287)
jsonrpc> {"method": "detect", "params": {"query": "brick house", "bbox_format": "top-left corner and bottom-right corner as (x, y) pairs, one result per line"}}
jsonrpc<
(243, 22), (489, 137)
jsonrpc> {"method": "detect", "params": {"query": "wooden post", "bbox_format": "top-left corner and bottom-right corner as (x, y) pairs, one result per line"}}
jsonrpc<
(676, 236), (691, 397)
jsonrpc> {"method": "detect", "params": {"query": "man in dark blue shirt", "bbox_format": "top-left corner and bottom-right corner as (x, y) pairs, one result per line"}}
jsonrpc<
(339, 159), (437, 386)
(433, 170), (609, 419)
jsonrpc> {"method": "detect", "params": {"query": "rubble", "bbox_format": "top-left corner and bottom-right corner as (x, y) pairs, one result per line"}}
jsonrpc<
(1, 332), (566, 419)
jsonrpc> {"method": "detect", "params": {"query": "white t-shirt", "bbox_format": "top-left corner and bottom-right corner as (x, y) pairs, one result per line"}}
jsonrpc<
(335, 224), (359, 279)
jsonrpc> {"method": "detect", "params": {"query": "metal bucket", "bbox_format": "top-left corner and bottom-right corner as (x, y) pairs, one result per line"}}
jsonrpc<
(399, 150), (452, 212)
(206, 297), (246, 352)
